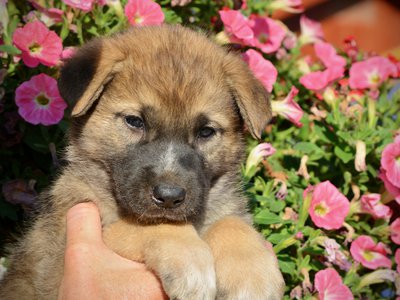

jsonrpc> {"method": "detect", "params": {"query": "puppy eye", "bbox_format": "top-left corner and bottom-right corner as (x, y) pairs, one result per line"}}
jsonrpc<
(125, 115), (144, 129)
(198, 126), (216, 139)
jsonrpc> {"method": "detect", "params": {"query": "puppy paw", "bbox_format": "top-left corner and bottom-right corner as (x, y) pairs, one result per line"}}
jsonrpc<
(203, 216), (285, 300)
(215, 249), (284, 300)
(145, 238), (216, 300)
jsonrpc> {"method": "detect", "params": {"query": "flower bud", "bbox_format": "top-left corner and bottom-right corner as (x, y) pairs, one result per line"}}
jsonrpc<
(355, 140), (367, 172)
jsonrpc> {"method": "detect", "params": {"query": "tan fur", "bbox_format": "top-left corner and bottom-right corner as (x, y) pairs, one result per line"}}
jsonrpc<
(203, 216), (284, 299)
(0, 25), (284, 299)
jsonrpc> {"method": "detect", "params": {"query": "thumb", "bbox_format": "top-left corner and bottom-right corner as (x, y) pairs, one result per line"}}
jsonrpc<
(65, 202), (103, 247)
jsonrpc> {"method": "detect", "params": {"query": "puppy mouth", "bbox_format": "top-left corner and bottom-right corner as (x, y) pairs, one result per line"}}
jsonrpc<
(123, 202), (198, 224)
(140, 208), (191, 223)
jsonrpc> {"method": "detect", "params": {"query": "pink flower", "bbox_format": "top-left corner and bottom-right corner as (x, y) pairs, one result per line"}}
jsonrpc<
(349, 56), (397, 90)
(276, 181), (288, 200)
(219, 10), (254, 45)
(219, 10), (286, 53)
(300, 69), (342, 91)
(267, 0), (304, 13)
(391, 218), (400, 245)
(244, 143), (276, 178)
(63, 0), (95, 11)
(249, 15), (286, 54)
(38, 8), (63, 26)
(360, 193), (392, 220)
(308, 181), (350, 230)
(12, 21), (63, 68)
(395, 249), (400, 273)
(125, 0), (164, 26)
(315, 42), (346, 69)
(271, 86), (303, 127)
(314, 268), (353, 300)
(299, 70), (328, 91)
(242, 49), (277, 93)
(300, 42), (345, 91)
(29, 1), (63, 26)
(323, 238), (352, 271)
(15, 74), (67, 126)
(61, 47), (76, 60)
(379, 168), (400, 204)
(350, 235), (392, 269)
(299, 15), (324, 45)
(283, 32), (297, 49)
(381, 136), (400, 188)
(249, 143), (276, 160)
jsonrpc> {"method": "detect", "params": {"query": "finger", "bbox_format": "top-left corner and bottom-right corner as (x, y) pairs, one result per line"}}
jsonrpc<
(65, 202), (103, 247)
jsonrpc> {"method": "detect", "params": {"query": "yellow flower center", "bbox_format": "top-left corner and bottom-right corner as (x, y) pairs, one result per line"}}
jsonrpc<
(258, 33), (269, 44)
(362, 250), (375, 262)
(314, 202), (328, 216)
(29, 42), (42, 54)
(36, 94), (50, 106)
(369, 73), (381, 85)
(134, 14), (143, 24)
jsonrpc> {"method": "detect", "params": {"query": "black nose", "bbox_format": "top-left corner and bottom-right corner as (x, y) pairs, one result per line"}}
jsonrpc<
(152, 184), (186, 208)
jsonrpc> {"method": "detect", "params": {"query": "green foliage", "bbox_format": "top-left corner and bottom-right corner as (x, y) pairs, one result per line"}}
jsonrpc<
(1, 0), (400, 298)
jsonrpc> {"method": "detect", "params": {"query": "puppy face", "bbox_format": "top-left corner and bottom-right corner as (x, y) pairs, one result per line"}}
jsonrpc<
(59, 26), (271, 224)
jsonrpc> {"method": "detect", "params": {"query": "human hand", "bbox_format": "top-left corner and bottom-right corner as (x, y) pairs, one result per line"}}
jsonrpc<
(58, 202), (167, 300)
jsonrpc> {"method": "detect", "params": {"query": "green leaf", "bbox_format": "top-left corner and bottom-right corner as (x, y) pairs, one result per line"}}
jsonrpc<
(367, 164), (377, 178)
(277, 254), (296, 274)
(293, 142), (323, 154)
(314, 123), (335, 143)
(267, 233), (291, 245)
(355, 128), (375, 141)
(308, 151), (325, 162)
(60, 16), (71, 41)
(298, 255), (311, 270)
(0, 45), (21, 55)
(253, 210), (282, 225)
(334, 146), (353, 163)
(269, 200), (286, 213)
(162, 9), (183, 24)
(336, 131), (352, 142)
(87, 26), (100, 37)
(301, 246), (324, 256)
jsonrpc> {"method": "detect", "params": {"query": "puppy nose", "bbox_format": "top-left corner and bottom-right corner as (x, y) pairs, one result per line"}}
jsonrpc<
(152, 184), (186, 208)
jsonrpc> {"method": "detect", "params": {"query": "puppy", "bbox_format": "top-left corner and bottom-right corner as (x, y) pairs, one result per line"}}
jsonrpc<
(0, 25), (284, 299)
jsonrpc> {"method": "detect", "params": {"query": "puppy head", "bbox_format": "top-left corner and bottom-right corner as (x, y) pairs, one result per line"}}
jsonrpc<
(59, 25), (271, 224)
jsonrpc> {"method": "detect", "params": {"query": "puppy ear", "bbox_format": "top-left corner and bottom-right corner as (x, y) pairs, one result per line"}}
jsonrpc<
(58, 38), (125, 117)
(223, 54), (272, 140)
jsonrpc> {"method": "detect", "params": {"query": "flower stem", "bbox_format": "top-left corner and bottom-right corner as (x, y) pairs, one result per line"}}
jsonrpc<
(355, 269), (396, 292)
(296, 191), (312, 231)
(273, 236), (297, 254)
(367, 97), (377, 129)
